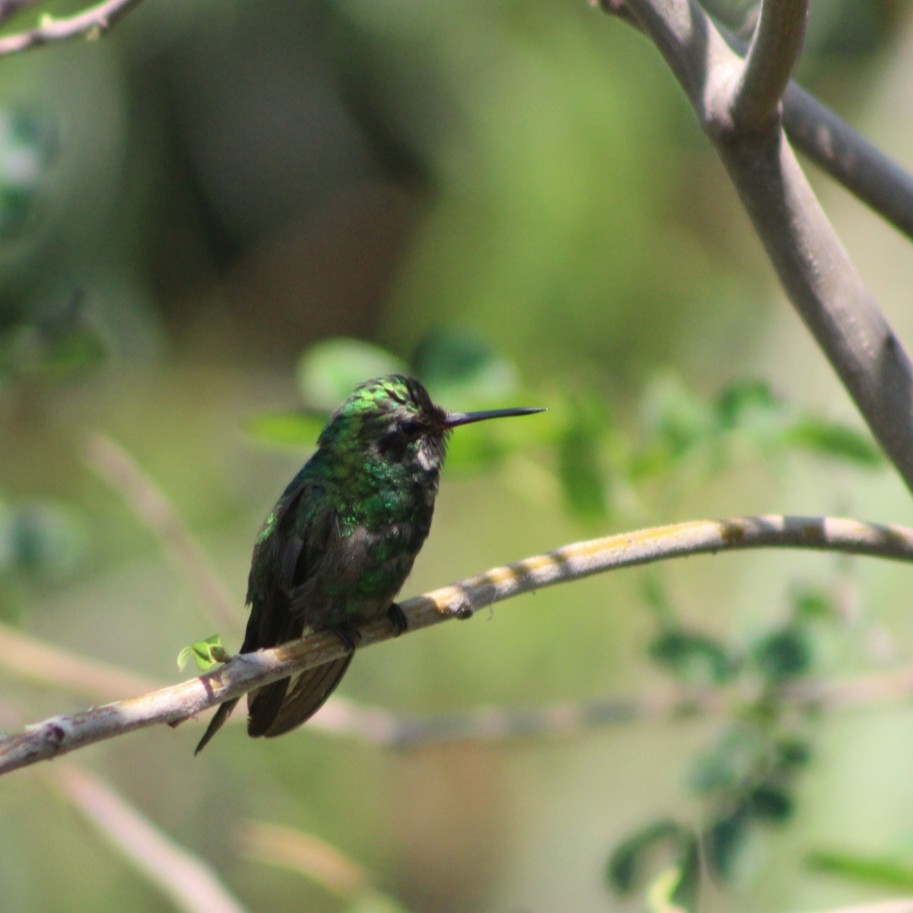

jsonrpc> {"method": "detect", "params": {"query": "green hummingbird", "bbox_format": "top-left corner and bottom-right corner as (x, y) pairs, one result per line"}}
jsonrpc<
(195, 374), (543, 753)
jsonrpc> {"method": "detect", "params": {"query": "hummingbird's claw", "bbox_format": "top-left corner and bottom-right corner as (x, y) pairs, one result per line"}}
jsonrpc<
(331, 626), (361, 652)
(387, 602), (409, 636)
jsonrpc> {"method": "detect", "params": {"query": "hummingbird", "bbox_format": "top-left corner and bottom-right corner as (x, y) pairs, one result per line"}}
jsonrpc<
(195, 374), (543, 753)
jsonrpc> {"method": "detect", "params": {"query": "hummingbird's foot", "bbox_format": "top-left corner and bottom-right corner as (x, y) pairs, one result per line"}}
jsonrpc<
(387, 602), (409, 636)
(331, 626), (361, 652)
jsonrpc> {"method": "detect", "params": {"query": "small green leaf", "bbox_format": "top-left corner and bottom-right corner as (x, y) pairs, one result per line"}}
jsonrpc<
(411, 328), (519, 404)
(645, 864), (689, 913)
(808, 850), (913, 890)
(774, 737), (812, 770)
(746, 783), (794, 823)
(751, 626), (812, 683)
(607, 820), (693, 895)
(296, 339), (407, 409)
(784, 418), (882, 468)
(715, 381), (780, 430)
(649, 629), (737, 685)
(792, 587), (834, 621)
(704, 806), (751, 882)
(689, 727), (763, 795)
(642, 374), (717, 457)
(558, 414), (610, 519)
(178, 635), (230, 672)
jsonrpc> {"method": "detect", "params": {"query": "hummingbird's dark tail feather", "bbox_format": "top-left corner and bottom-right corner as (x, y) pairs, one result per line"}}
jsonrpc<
(246, 677), (291, 737)
(249, 654), (354, 738)
(194, 697), (241, 755)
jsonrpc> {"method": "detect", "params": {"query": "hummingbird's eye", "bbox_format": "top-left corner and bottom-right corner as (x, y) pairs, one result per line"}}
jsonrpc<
(399, 419), (425, 438)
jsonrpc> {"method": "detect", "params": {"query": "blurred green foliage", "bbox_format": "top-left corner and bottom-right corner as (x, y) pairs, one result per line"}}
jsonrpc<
(0, 1), (909, 913)
(609, 584), (841, 903)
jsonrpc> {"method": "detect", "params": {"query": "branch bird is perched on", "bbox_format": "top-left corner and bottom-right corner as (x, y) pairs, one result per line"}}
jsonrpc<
(195, 374), (543, 753)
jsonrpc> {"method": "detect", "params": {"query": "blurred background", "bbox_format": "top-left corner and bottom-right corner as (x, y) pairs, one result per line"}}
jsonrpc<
(3, 0), (913, 911)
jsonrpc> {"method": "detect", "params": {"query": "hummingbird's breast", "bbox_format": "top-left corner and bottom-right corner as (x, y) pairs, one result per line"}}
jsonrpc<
(296, 457), (440, 629)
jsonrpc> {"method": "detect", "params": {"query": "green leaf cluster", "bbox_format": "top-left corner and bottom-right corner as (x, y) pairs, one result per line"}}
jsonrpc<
(247, 332), (545, 474)
(609, 585), (838, 907)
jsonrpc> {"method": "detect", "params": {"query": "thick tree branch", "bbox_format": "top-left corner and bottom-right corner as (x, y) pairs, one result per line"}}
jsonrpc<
(2, 515), (913, 775)
(609, 0), (913, 497)
(601, 1), (913, 242)
(731, 0), (807, 129)
(0, 0), (145, 58)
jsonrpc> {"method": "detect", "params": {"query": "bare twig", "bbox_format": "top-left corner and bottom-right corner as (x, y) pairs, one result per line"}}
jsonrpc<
(802, 903), (913, 913)
(0, 0), (146, 59)
(84, 434), (240, 632)
(2, 515), (913, 775)
(731, 0), (808, 129)
(241, 823), (372, 901)
(320, 664), (913, 749)
(610, 0), (913, 498)
(49, 763), (250, 913)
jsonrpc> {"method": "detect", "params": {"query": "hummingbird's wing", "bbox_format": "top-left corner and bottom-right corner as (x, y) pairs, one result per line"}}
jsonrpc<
(243, 483), (360, 738)
(196, 478), (320, 753)
(249, 652), (353, 737)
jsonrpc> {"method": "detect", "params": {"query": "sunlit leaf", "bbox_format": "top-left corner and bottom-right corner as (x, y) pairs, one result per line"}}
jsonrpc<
(607, 819), (694, 895)
(177, 635), (230, 672)
(792, 587), (834, 621)
(807, 849), (913, 890)
(784, 418), (882, 467)
(296, 339), (407, 409)
(557, 397), (611, 519)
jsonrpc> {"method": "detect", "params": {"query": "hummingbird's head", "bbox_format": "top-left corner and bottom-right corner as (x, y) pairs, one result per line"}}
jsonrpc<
(320, 375), (543, 474)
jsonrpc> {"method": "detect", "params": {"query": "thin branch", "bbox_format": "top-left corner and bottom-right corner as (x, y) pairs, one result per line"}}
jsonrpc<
(84, 434), (240, 632)
(802, 903), (913, 913)
(48, 763), (250, 913)
(731, 0), (808, 130)
(611, 0), (913, 498)
(241, 822), (372, 901)
(317, 664), (913, 749)
(2, 515), (913, 775)
(782, 83), (913, 240)
(0, 0), (146, 59)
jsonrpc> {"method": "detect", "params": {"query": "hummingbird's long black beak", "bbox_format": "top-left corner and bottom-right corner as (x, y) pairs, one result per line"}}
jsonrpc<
(443, 406), (546, 429)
